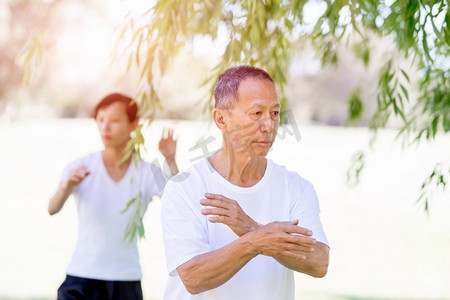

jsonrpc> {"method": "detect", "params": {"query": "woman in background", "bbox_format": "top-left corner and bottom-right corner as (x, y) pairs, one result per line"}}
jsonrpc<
(48, 93), (178, 300)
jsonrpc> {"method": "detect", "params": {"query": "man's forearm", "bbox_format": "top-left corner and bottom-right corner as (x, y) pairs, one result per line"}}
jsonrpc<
(177, 234), (257, 295)
(239, 223), (329, 277)
(274, 242), (329, 277)
(215, 214), (329, 277)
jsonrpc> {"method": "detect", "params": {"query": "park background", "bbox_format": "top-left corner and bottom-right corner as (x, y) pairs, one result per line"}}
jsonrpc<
(1, 1), (449, 299)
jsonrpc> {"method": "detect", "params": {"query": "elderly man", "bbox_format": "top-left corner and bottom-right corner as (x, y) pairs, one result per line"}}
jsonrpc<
(161, 65), (329, 299)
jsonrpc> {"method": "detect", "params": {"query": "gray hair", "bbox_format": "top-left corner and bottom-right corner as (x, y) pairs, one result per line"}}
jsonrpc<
(214, 65), (274, 110)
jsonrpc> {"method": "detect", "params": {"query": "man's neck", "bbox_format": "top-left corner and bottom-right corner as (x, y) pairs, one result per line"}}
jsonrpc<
(209, 148), (267, 188)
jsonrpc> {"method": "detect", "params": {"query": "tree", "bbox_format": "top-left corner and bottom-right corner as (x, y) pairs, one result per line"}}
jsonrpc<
(18, 0), (449, 212)
(115, 0), (449, 212)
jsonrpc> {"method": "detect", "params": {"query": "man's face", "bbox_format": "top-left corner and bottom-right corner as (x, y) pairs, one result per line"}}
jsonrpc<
(96, 102), (136, 149)
(225, 78), (280, 158)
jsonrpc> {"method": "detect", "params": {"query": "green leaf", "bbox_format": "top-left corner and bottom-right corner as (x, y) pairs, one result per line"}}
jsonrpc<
(346, 151), (365, 186)
(400, 69), (410, 83)
(249, 24), (260, 45)
(122, 192), (145, 243)
(422, 33), (433, 62)
(121, 151), (134, 165)
(136, 33), (143, 67)
(112, 24), (128, 54)
(120, 197), (137, 214)
(431, 116), (439, 137)
(126, 52), (134, 72)
(346, 88), (364, 126)
(285, 18), (294, 31)
(400, 84), (409, 101)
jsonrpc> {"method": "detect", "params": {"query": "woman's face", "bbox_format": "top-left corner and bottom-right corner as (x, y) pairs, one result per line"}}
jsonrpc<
(95, 102), (137, 149)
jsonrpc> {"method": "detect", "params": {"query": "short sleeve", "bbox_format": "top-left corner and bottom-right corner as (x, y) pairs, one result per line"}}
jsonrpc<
(160, 179), (210, 276)
(59, 159), (82, 192)
(60, 161), (75, 183)
(290, 182), (329, 246)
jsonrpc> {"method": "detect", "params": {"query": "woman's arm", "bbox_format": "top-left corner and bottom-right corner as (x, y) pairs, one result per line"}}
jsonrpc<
(48, 166), (89, 215)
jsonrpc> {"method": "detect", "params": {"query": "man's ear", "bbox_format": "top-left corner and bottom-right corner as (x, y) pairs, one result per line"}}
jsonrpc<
(213, 108), (228, 132)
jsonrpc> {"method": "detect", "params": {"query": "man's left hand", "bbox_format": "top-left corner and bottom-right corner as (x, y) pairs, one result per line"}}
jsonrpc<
(200, 193), (260, 236)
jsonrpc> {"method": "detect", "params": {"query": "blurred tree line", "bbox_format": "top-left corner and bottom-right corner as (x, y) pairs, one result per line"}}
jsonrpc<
(2, 0), (97, 117)
(13, 0), (450, 211)
(0, 0), (60, 114)
(3, 0), (143, 117)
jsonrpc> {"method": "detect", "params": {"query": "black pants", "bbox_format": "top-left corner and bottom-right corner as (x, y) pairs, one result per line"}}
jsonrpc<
(57, 275), (143, 300)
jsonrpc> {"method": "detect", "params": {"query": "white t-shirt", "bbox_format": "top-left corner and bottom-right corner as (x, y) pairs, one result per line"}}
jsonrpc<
(61, 152), (167, 281)
(161, 158), (328, 300)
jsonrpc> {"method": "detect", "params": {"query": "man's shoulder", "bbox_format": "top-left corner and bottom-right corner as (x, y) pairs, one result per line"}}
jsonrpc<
(167, 159), (207, 185)
(268, 159), (313, 189)
(161, 160), (208, 208)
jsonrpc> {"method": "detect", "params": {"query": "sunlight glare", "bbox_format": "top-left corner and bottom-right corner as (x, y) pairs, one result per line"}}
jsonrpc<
(55, 3), (113, 84)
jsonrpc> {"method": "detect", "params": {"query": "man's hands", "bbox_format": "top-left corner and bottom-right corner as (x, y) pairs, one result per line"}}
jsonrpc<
(200, 193), (261, 236)
(246, 220), (316, 260)
(176, 194), (328, 294)
(200, 193), (316, 260)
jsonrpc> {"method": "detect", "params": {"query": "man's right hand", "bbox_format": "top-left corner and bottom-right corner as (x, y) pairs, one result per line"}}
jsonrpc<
(244, 220), (316, 260)
(200, 195), (316, 259)
(200, 193), (261, 237)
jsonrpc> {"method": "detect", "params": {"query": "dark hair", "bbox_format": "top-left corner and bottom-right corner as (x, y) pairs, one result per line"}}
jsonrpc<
(214, 65), (274, 109)
(93, 93), (138, 122)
